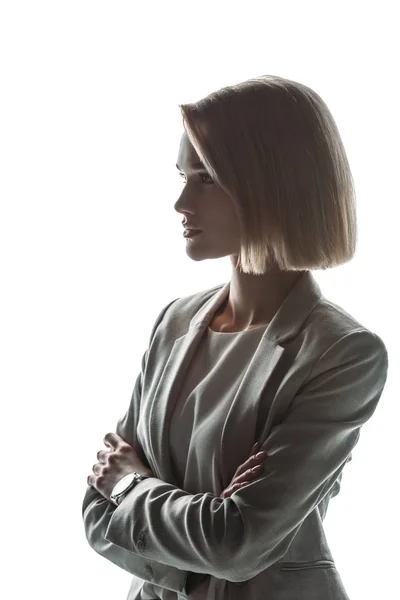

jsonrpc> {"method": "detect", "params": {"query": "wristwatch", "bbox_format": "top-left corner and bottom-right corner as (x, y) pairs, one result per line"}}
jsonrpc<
(110, 472), (152, 506)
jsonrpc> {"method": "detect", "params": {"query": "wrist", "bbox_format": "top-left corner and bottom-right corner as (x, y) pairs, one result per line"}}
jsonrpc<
(141, 469), (155, 478)
(113, 471), (155, 506)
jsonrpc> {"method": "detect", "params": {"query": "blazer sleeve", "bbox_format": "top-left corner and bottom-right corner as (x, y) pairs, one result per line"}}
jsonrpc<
(103, 328), (389, 583)
(81, 298), (190, 595)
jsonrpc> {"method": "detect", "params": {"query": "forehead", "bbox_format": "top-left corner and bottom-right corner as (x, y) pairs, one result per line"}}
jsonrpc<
(177, 131), (203, 168)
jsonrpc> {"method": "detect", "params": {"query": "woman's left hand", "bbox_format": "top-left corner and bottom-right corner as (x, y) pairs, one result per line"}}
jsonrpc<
(87, 432), (152, 503)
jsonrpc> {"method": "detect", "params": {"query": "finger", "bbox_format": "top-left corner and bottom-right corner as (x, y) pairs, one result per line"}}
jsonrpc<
(220, 485), (236, 499)
(230, 481), (249, 494)
(221, 478), (252, 499)
(233, 446), (267, 478)
(248, 452), (267, 466)
(235, 452), (266, 477)
(233, 465), (264, 484)
(220, 489), (232, 499)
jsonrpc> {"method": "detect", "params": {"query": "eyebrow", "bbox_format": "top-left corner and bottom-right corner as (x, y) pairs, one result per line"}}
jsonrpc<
(176, 161), (205, 172)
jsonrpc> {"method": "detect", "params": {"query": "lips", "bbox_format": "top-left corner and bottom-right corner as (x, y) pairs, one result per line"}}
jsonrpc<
(183, 228), (202, 238)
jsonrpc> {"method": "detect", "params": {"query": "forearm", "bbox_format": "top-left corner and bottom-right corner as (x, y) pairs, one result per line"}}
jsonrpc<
(103, 476), (243, 581)
(82, 485), (189, 594)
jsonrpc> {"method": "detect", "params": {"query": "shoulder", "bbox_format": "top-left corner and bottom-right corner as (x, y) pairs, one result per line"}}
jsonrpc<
(311, 296), (386, 349)
(302, 297), (388, 377)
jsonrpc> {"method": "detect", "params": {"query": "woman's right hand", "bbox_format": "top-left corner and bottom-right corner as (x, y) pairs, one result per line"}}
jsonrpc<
(220, 442), (267, 499)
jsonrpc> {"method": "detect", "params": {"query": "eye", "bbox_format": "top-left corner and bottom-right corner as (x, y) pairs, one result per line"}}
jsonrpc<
(199, 173), (214, 184)
(179, 172), (214, 185)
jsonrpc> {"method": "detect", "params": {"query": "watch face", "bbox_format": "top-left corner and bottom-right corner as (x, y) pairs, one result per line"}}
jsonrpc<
(113, 472), (136, 495)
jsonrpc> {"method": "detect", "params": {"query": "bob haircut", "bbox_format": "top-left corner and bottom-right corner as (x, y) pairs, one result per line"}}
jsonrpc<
(178, 74), (357, 275)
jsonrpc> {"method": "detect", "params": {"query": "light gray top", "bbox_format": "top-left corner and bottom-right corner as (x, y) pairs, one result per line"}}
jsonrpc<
(169, 323), (269, 599)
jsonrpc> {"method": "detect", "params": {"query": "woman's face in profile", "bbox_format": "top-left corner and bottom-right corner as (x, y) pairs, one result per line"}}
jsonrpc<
(174, 130), (241, 264)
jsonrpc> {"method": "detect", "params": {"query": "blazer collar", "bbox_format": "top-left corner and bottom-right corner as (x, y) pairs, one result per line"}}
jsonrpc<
(189, 270), (322, 343)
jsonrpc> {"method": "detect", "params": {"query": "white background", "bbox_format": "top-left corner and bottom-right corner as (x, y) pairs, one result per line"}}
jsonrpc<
(0, 1), (398, 599)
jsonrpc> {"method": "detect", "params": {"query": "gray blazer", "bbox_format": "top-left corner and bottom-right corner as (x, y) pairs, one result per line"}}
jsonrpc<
(82, 271), (389, 599)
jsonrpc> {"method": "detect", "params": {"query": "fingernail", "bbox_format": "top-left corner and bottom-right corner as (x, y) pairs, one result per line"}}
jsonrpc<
(256, 451), (267, 458)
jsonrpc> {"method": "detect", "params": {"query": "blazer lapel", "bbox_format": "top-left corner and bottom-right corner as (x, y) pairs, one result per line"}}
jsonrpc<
(146, 271), (322, 486)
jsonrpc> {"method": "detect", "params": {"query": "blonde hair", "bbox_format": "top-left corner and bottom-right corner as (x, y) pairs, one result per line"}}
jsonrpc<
(179, 74), (357, 275)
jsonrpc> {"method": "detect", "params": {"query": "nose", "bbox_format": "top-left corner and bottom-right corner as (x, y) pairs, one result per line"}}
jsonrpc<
(174, 197), (196, 219)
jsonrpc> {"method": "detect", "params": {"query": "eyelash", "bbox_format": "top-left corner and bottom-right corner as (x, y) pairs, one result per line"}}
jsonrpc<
(179, 173), (214, 185)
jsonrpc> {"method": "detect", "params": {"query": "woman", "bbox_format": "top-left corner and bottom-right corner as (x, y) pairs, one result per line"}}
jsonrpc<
(82, 74), (389, 599)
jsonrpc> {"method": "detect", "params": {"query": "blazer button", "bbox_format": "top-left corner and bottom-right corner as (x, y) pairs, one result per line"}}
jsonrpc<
(145, 565), (153, 579)
(137, 538), (145, 551)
